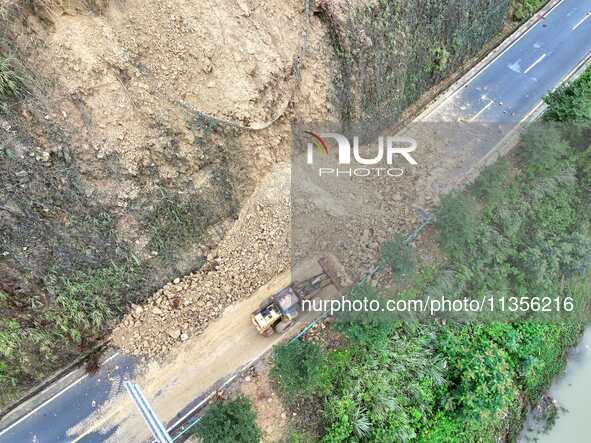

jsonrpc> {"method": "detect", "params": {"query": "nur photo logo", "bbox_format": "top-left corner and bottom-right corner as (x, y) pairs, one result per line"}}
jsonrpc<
(304, 131), (418, 177)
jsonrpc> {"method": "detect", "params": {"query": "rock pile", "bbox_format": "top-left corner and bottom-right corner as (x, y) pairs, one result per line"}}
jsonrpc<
(112, 167), (291, 356)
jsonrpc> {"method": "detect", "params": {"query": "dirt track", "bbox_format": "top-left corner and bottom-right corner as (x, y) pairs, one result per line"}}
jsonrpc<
(68, 258), (344, 442)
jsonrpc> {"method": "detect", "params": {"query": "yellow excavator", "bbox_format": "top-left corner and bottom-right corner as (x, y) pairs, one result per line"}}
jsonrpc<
(251, 257), (341, 336)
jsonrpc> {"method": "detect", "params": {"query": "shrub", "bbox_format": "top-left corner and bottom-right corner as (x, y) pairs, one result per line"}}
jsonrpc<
(195, 395), (261, 443)
(380, 234), (417, 283)
(434, 191), (480, 259)
(469, 158), (510, 205)
(270, 340), (326, 404)
(322, 324), (446, 442)
(420, 324), (520, 441)
(544, 69), (591, 122)
(518, 123), (572, 178)
(0, 57), (21, 100)
(510, 322), (581, 403)
(431, 46), (450, 73)
(511, 0), (546, 22)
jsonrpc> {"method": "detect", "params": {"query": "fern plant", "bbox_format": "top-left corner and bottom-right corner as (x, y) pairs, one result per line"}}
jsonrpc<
(0, 57), (21, 100)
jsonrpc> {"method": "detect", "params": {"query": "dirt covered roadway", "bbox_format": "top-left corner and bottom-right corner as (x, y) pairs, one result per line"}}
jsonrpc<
(67, 257), (346, 442)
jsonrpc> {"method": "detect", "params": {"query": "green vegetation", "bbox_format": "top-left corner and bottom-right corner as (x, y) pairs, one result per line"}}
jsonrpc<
(270, 341), (327, 405)
(544, 68), (591, 122)
(430, 46), (450, 73)
(468, 158), (510, 204)
(511, 0), (547, 22)
(145, 178), (235, 261)
(379, 234), (417, 283)
(146, 188), (206, 258)
(0, 57), (21, 102)
(195, 395), (262, 443)
(0, 257), (145, 404)
(422, 322), (582, 441)
(272, 66), (591, 442)
(45, 260), (143, 343)
(433, 192), (480, 260)
(322, 323), (446, 442)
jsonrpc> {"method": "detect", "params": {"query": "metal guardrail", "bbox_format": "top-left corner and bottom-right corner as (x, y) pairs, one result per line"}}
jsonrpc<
(124, 382), (173, 443)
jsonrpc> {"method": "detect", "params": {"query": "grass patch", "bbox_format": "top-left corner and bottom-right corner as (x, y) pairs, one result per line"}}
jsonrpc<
(45, 259), (142, 343)
(147, 194), (199, 254)
(145, 188), (213, 259)
(194, 395), (262, 443)
(0, 57), (21, 102)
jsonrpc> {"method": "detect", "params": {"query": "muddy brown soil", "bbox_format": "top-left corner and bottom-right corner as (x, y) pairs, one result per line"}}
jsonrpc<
(239, 363), (290, 443)
(0, 0), (514, 407)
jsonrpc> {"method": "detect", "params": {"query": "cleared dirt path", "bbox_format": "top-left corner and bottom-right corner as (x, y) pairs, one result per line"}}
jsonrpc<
(67, 258), (341, 442)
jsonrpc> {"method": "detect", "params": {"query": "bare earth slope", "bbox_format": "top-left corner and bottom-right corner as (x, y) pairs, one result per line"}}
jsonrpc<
(0, 0), (511, 404)
(0, 0), (335, 402)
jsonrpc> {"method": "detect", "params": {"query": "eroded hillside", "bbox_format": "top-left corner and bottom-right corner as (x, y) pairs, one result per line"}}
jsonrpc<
(1, 0), (513, 406)
(0, 0), (335, 405)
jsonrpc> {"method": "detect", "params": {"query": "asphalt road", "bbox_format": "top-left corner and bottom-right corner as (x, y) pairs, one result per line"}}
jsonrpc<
(1, 0), (590, 442)
(423, 0), (591, 123)
(0, 352), (136, 443)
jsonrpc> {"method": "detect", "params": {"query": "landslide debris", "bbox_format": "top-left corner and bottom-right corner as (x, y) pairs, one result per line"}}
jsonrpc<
(112, 166), (291, 356)
(1, 0), (515, 392)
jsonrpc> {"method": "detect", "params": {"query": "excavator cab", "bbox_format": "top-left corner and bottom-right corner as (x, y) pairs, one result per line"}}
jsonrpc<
(251, 287), (301, 336)
(251, 257), (342, 337)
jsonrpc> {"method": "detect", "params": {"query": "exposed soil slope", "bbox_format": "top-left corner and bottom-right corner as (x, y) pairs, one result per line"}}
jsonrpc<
(0, 0), (335, 404)
(0, 0), (512, 404)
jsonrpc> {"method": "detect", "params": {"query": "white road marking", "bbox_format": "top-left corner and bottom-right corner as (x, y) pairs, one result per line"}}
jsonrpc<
(524, 53), (547, 74)
(0, 352), (120, 437)
(572, 12), (590, 30)
(468, 99), (494, 122)
(419, 0), (567, 121)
